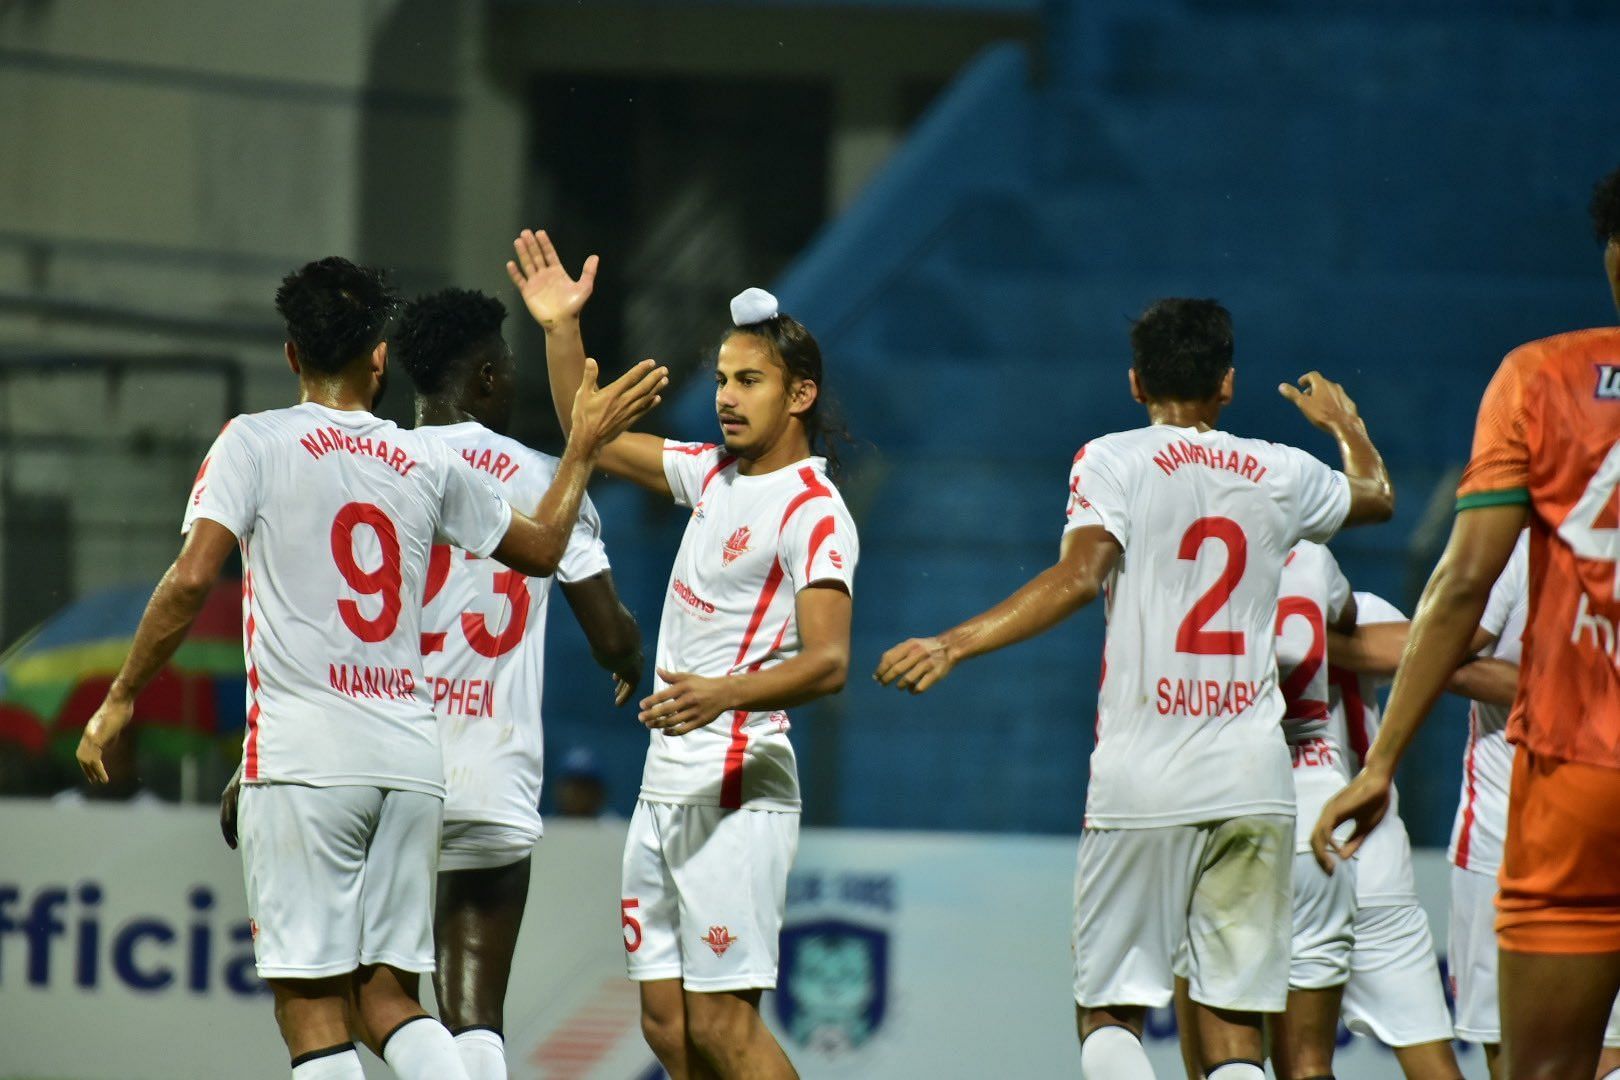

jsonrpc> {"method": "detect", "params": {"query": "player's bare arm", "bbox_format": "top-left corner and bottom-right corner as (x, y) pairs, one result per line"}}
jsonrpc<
(1447, 656), (1518, 708)
(76, 518), (238, 783)
(219, 758), (244, 849)
(1279, 372), (1395, 526)
(640, 583), (852, 736)
(1328, 622), (1496, 676)
(507, 227), (671, 494)
(875, 524), (1122, 694)
(493, 357), (666, 577)
(560, 572), (645, 706)
(1310, 502), (1526, 871)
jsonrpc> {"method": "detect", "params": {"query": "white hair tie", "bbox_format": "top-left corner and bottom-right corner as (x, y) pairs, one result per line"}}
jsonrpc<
(730, 287), (779, 326)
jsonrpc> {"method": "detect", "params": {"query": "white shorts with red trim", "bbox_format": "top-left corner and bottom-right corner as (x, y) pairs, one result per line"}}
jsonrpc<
(239, 783), (440, 979)
(620, 799), (798, 992)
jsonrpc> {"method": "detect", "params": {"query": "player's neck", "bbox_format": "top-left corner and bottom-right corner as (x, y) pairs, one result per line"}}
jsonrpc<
(415, 398), (482, 429)
(1145, 400), (1221, 431)
(737, 430), (813, 476)
(299, 374), (374, 413)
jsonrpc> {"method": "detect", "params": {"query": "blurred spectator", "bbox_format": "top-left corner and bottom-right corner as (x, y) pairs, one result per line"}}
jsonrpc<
(553, 746), (611, 819)
(53, 725), (165, 806)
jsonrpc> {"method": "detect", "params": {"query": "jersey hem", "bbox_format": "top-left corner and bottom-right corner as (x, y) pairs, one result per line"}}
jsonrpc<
(243, 774), (445, 798)
(1355, 892), (1422, 908)
(636, 791), (802, 813)
(1456, 488), (1530, 511)
(1081, 800), (1295, 829)
(441, 811), (543, 835)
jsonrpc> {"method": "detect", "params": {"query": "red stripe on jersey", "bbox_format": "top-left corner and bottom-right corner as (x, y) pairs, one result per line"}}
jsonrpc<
(1330, 665), (1369, 763)
(700, 455), (738, 496)
(805, 515), (837, 580)
(665, 442), (717, 456)
(1455, 705), (1481, 869)
(778, 467), (832, 532)
(721, 559), (788, 809)
(243, 568), (261, 781)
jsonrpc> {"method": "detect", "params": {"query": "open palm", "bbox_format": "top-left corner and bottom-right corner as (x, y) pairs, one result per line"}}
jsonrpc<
(506, 228), (599, 329)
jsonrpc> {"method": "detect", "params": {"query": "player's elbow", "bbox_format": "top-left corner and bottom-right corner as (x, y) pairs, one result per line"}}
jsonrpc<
(167, 561), (216, 604)
(817, 648), (850, 696)
(1350, 484), (1396, 526)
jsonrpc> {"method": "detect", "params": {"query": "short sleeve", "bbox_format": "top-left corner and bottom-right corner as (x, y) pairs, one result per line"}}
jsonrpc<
(1284, 446), (1351, 545)
(556, 491), (612, 584)
(662, 440), (729, 510)
(1321, 546), (1353, 624)
(1480, 533), (1529, 639)
(438, 455), (513, 559)
(782, 500), (859, 597)
(1063, 444), (1132, 547)
(1457, 350), (1533, 512)
(182, 420), (259, 540)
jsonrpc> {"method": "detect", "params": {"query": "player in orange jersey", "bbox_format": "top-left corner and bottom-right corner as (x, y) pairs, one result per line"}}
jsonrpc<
(1313, 166), (1620, 1080)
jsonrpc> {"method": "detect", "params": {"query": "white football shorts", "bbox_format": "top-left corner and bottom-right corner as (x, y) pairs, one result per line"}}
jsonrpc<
(1290, 852), (1356, 991)
(239, 782), (441, 979)
(1073, 814), (1293, 1013)
(438, 820), (538, 872)
(1341, 901), (1453, 1047)
(621, 799), (799, 992)
(1449, 864), (1620, 1047)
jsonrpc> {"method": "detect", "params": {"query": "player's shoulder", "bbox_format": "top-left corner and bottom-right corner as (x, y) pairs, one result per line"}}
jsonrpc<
(1506, 326), (1620, 381)
(1352, 591), (1407, 626)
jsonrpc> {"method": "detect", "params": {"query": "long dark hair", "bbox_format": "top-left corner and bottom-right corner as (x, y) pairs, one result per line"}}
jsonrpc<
(723, 312), (854, 478)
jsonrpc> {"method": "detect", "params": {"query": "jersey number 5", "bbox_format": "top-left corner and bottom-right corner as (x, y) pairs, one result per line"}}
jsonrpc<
(1175, 517), (1248, 656)
(1558, 441), (1620, 599)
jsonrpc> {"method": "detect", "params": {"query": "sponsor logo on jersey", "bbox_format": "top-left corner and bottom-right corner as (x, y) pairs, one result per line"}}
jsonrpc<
(693, 500), (707, 521)
(1595, 364), (1620, 400)
(673, 578), (716, 618)
(722, 526), (753, 566)
(702, 926), (737, 957)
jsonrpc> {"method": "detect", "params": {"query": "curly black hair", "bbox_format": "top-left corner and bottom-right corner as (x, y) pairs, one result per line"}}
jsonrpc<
(1591, 166), (1620, 246)
(273, 257), (399, 375)
(1130, 298), (1234, 402)
(392, 289), (509, 397)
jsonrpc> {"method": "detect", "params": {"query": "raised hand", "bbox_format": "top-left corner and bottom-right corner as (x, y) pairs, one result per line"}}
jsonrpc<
(506, 228), (599, 330)
(874, 636), (955, 694)
(1279, 371), (1363, 435)
(569, 357), (668, 453)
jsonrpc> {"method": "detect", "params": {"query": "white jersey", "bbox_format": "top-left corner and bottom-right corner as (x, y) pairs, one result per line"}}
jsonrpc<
(183, 403), (512, 796)
(1326, 591), (1419, 906)
(1277, 541), (1353, 853)
(417, 422), (611, 836)
(1064, 425), (1351, 828)
(639, 442), (859, 812)
(1448, 533), (1528, 875)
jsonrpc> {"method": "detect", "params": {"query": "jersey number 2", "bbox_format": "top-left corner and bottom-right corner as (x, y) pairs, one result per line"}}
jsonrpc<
(1175, 517), (1248, 656)
(1275, 596), (1327, 719)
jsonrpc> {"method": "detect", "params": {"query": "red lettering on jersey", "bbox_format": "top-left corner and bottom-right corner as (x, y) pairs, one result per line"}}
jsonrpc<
(428, 676), (496, 718)
(1152, 441), (1269, 485)
(299, 427), (418, 476)
(1154, 678), (1263, 718)
(328, 664), (417, 701)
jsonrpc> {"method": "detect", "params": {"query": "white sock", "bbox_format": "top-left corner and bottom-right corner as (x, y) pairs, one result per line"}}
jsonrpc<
(1080, 1025), (1156, 1079)
(381, 1016), (473, 1080)
(1207, 1063), (1264, 1080)
(454, 1028), (507, 1080)
(290, 1045), (364, 1080)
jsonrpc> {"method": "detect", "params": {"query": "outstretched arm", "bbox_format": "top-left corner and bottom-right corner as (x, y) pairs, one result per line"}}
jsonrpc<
(1310, 502), (1526, 870)
(507, 229), (671, 495)
(1280, 372), (1394, 526)
(638, 584), (852, 736)
(493, 357), (666, 577)
(1328, 621), (1508, 703)
(559, 572), (644, 707)
(874, 525), (1122, 694)
(77, 519), (237, 782)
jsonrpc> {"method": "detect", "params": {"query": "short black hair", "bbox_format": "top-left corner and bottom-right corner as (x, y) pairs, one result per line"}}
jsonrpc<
(273, 257), (399, 375)
(1130, 298), (1234, 401)
(1591, 166), (1620, 246)
(392, 289), (509, 396)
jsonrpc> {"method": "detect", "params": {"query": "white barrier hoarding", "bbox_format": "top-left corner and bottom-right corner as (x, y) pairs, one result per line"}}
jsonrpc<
(0, 800), (1486, 1078)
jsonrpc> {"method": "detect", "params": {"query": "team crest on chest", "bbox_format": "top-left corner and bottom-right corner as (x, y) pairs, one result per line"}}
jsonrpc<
(722, 526), (753, 566)
(702, 926), (738, 956)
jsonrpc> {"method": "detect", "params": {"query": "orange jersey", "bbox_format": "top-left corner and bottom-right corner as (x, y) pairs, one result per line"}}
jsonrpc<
(1457, 326), (1620, 768)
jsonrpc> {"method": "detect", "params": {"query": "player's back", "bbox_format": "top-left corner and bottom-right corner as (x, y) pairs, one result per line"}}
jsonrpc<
(186, 403), (510, 796)
(416, 421), (609, 833)
(1458, 327), (1620, 766)
(1065, 424), (1349, 827)
(1277, 541), (1353, 852)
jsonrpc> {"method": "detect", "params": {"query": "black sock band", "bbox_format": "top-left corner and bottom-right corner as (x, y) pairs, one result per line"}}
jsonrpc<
(1205, 1060), (1264, 1074)
(378, 1014), (433, 1058)
(451, 1024), (503, 1039)
(290, 1042), (355, 1068)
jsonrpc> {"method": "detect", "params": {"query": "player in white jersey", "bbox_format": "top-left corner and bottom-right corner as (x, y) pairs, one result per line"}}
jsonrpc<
(394, 288), (644, 1080)
(876, 299), (1394, 1080)
(510, 230), (857, 1080)
(74, 257), (666, 1080)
